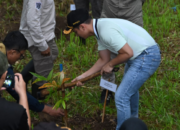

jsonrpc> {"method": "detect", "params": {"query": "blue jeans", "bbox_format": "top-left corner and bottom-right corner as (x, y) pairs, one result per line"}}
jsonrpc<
(115, 45), (161, 130)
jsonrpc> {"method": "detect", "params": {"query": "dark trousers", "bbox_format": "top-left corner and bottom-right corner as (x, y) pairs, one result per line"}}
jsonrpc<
(6, 63), (44, 112)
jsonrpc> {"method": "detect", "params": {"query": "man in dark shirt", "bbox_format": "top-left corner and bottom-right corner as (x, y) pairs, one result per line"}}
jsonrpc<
(2, 31), (64, 117)
(0, 44), (30, 130)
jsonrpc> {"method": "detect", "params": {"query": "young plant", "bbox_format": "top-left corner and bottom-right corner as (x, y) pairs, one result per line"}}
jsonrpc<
(30, 69), (71, 109)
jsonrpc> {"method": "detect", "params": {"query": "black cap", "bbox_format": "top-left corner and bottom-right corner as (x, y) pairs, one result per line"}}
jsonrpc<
(120, 117), (148, 130)
(63, 9), (89, 34)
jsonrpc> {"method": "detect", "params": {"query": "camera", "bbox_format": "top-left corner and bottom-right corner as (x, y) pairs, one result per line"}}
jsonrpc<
(3, 74), (19, 88)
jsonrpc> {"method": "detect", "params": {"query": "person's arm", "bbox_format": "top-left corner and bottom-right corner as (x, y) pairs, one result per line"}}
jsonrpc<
(26, 0), (50, 55)
(71, 49), (111, 84)
(14, 73), (31, 129)
(101, 43), (133, 74)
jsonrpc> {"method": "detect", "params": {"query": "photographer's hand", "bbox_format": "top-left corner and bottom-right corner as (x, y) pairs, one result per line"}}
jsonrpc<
(14, 73), (26, 96)
(0, 71), (7, 90)
(14, 73), (31, 129)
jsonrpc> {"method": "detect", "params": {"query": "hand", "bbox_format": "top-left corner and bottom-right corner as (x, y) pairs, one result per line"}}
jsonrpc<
(14, 73), (26, 96)
(101, 63), (113, 75)
(41, 47), (50, 56)
(0, 87), (6, 90)
(0, 71), (7, 90)
(71, 75), (85, 86)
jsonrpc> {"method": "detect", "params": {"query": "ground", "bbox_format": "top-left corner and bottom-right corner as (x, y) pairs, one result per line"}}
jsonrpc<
(0, 0), (180, 130)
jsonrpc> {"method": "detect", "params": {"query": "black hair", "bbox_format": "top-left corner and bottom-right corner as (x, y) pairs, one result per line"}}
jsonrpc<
(75, 18), (92, 29)
(3, 31), (28, 51)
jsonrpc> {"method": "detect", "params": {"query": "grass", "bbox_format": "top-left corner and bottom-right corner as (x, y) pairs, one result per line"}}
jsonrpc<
(0, 0), (180, 129)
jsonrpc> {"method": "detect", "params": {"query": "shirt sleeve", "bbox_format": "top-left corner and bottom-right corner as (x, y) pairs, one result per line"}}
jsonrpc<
(26, 0), (48, 51)
(100, 28), (127, 53)
(98, 40), (106, 51)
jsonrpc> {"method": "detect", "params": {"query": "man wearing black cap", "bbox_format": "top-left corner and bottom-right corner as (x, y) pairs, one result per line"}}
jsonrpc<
(64, 9), (161, 130)
(73, 0), (104, 45)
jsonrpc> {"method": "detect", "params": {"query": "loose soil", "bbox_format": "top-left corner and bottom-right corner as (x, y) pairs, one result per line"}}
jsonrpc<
(36, 110), (116, 130)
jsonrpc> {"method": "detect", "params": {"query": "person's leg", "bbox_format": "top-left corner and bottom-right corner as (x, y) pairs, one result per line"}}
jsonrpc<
(130, 91), (139, 117)
(29, 39), (59, 98)
(21, 60), (34, 85)
(90, 0), (103, 18)
(100, 0), (117, 18)
(74, 0), (89, 10)
(27, 39), (64, 116)
(124, 63), (139, 118)
(115, 45), (161, 129)
(101, 0), (143, 27)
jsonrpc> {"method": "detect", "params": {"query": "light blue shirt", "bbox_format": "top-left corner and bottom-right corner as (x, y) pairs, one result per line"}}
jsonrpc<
(93, 18), (156, 60)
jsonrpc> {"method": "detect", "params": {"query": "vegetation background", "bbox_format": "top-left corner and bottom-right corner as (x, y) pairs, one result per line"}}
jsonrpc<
(0, 0), (180, 129)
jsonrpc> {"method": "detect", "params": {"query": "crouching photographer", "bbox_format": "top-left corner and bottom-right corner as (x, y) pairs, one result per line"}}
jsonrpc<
(0, 46), (31, 130)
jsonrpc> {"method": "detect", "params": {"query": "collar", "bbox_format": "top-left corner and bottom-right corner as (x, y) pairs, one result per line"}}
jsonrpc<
(93, 19), (100, 40)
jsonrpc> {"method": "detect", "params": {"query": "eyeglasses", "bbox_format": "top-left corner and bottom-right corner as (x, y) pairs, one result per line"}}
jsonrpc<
(13, 49), (25, 60)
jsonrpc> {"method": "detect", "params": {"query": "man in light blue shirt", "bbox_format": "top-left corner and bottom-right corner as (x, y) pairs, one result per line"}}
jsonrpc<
(64, 9), (161, 129)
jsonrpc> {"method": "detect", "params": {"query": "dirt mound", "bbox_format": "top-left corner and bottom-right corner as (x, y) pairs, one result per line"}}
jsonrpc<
(37, 110), (116, 130)
(68, 114), (116, 130)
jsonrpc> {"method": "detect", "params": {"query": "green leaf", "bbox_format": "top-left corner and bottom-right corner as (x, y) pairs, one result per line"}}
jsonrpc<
(52, 72), (61, 79)
(53, 100), (62, 109)
(47, 69), (53, 81)
(30, 72), (47, 81)
(88, 92), (93, 97)
(66, 92), (72, 97)
(174, 51), (180, 60)
(32, 78), (44, 84)
(62, 101), (66, 109)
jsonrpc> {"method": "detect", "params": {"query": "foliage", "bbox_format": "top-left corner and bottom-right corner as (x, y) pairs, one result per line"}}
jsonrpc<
(30, 70), (71, 109)
(2, 0), (180, 129)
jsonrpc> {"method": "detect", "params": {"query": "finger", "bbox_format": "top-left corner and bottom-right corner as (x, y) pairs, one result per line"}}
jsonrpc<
(14, 73), (22, 78)
(77, 81), (83, 86)
(59, 109), (65, 116)
(71, 79), (76, 82)
(0, 87), (6, 90)
(14, 73), (22, 81)
(14, 76), (18, 83)
(101, 69), (103, 75)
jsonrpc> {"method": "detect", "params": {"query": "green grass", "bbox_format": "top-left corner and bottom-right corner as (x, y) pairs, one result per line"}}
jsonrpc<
(1, 0), (180, 129)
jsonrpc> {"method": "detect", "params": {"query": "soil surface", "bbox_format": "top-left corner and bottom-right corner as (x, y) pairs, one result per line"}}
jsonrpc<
(36, 110), (116, 130)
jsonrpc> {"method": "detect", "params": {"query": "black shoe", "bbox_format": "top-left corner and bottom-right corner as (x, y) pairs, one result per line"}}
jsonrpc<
(99, 89), (114, 105)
